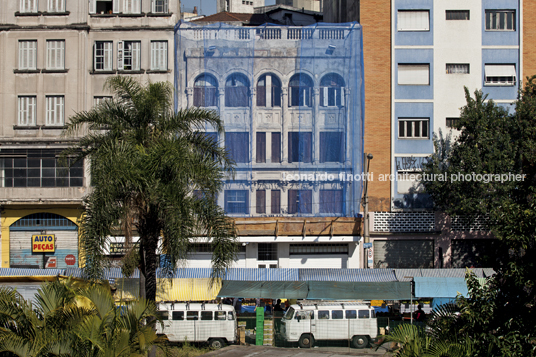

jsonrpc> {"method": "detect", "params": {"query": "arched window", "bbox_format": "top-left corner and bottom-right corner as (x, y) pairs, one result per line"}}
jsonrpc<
(225, 73), (250, 107)
(289, 73), (313, 107)
(256, 74), (281, 107)
(320, 73), (345, 107)
(194, 74), (218, 107)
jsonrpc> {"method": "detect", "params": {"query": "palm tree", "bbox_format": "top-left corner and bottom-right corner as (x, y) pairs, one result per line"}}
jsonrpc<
(63, 76), (238, 301)
(0, 279), (169, 357)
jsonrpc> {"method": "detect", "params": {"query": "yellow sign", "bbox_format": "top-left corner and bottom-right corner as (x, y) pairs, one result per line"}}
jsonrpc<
(32, 234), (55, 253)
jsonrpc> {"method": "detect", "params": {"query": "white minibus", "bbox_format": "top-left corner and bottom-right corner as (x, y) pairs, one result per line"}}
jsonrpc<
(156, 302), (237, 349)
(279, 302), (378, 348)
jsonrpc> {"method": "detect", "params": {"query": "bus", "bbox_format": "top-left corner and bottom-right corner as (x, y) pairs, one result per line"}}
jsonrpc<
(156, 302), (237, 349)
(279, 302), (378, 349)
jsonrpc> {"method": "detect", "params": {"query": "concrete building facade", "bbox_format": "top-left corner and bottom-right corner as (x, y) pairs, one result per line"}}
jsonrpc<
(0, 0), (177, 269)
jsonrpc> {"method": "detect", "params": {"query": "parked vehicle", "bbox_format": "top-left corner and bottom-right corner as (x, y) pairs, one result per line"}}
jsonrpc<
(156, 302), (237, 349)
(279, 302), (378, 349)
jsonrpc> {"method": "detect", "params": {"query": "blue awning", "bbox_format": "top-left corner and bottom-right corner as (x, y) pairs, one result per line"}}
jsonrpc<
(300, 268), (397, 282)
(414, 277), (468, 298)
(224, 268), (299, 281)
(307, 281), (412, 300)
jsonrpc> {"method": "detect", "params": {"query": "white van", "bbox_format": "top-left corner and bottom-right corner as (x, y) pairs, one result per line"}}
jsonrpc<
(155, 302), (237, 349)
(279, 302), (378, 349)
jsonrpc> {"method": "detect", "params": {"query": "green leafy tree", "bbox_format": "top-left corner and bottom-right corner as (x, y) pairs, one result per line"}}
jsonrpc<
(63, 76), (238, 301)
(0, 279), (169, 357)
(421, 76), (536, 355)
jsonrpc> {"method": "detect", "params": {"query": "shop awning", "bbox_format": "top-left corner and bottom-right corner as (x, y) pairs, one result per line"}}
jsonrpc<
(218, 281), (308, 299)
(306, 281), (412, 300)
(300, 268), (397, 282)
(414, 277), (468, 298)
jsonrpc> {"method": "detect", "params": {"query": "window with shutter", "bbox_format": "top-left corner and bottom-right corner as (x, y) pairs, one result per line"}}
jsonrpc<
(18, 96), (37, 126)
(271, 132), (281, 163)
(398, 64), (430, 85)
(150, 41), (167, 71)
(256, 132), (266, 163)
(271, 190), (280, 214)
(95, 41), (113, 71)
(19, 41), (37, 70)
(45, 96), (64, 126)
(47, 0), (65, 12)
(46, 40), (65, 70)
(256, 190), (266, 214)
(397, 10), (430, 31)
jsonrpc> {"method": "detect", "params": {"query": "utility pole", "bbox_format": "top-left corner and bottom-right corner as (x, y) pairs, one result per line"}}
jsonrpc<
(362, 153), (373, 268)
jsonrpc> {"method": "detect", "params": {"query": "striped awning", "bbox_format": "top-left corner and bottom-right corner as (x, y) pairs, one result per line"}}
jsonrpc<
(224, 268), (299, 281)
(0, 268), (64, 276)
(300, 269), (397, 282)
(394, 268), (490, 281)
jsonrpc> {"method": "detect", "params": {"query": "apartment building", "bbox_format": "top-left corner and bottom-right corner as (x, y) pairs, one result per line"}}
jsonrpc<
(356, 0), (534, 269)
(0, 0), (177, 269)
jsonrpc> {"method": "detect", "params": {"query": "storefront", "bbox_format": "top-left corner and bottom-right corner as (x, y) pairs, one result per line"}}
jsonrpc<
(1, 209), (81, 269)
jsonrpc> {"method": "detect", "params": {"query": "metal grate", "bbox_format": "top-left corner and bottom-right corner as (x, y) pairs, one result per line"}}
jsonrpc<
(373, 212), (435, 233)
(12, 213), (77, 228)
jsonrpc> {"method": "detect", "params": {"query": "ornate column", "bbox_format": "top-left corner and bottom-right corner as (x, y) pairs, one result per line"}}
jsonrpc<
(250, 86), (257, 165)
(345, 87), (352, 166)
(313, 87), (320, 164)
(186, 87), (194, 109)
(281, 87), (289, 164)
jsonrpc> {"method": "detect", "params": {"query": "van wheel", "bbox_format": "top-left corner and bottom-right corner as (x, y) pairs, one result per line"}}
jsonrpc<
(209, 338), (225, 349)
(352, 335), (369, 349)
(298, 333), (314, 348)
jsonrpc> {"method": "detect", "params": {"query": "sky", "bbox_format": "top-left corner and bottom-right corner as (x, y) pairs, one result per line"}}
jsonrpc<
(181, 0), (277, 16)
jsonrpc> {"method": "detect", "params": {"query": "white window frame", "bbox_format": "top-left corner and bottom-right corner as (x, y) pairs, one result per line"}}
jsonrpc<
(445, 10), (469, 20)
(18, 96), (37, 126)
(94, 96), (113, 107)
(19, 40), (37, 70)
(446, 63), (469, 74)
(46, 40), (65, 70)
(94, 41), (113, 71)
(47, 0), (65, 12)
(89, 0), (119, 14)
(485, 10), (515, 31)
(397, 10), (430, 31)
(123, 0), (141, 14)
(397, 170), (424, 194)
(20, 0), (38, 13)
(484, 64), (516, 86)
(398, 64), (430, 85)
(398, 118), (429, 139)
(151, 0), (168, 13)
(118, 41), (141, 71)
(150, 41), (167, 71)
(45, 96), (64, 126)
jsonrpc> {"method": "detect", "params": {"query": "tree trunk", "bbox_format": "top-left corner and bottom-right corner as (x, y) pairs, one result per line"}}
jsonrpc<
(138, 208), (160, 302)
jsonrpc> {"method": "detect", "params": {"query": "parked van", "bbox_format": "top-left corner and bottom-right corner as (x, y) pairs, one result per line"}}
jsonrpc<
(156, 302), (237, 349)
(279, 302), (378, 348)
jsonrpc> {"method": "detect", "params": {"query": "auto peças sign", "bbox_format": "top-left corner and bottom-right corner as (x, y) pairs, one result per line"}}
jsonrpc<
(32, 234), (55, 253)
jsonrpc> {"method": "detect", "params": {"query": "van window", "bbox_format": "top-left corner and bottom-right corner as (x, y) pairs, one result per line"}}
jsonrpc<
(295, 310), (313, 320)
(201, 311), (212, 320)
(172, 311), (184, 320)
(371, 310), (376, 318)
(346, 310), (357, 319)
(228, 311), (235, 320)
(332, 310), (343, 319)
(318, 310), (329, 319)
(216, 311), (226, 320)
(187, 311), (199, 320)
(157, 311), (168, 321)
(284, 307), (295, 320)
(358, 310), (370, 319)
